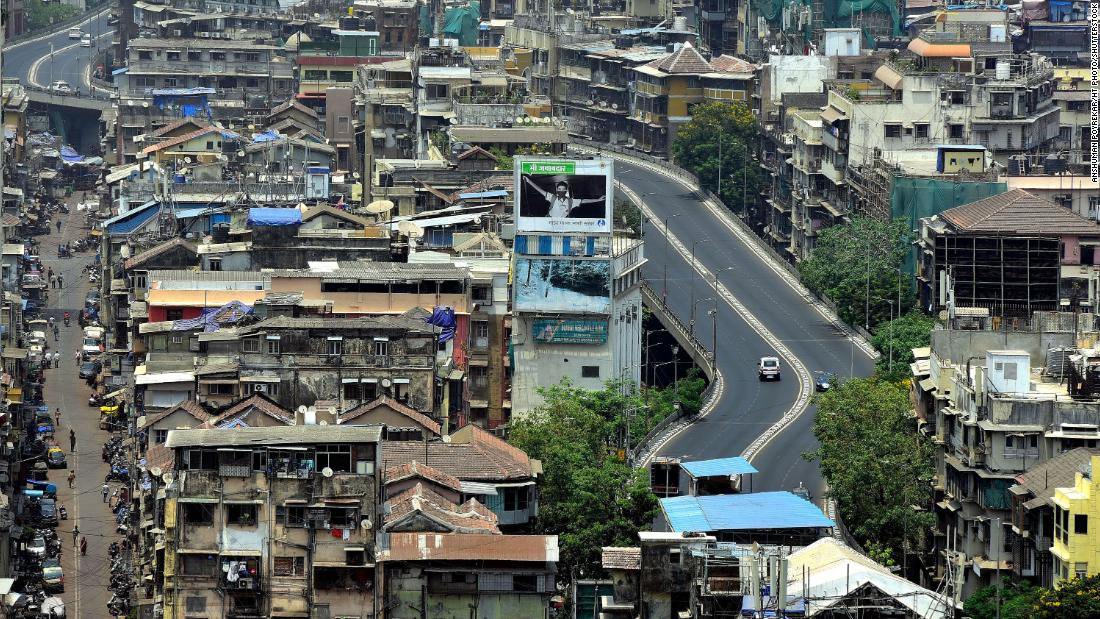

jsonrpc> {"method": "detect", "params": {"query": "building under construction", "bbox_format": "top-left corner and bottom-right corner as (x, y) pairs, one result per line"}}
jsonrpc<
(917, 189), (1100, 317)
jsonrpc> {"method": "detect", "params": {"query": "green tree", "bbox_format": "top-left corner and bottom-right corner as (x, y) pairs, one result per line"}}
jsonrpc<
(804, 377), (934, 558)
(670, 101), (762, 213)
(1033, 575), (1100, 618)
(871, 311), (937, 382)
(964, 578), (1041, 619)
(509, 380), (660, 579)
(25, 0), (80, 32)
(799, 217), (915, 330)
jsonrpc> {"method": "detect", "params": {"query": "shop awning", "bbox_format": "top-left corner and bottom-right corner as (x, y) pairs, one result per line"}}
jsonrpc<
(873, 64), (904, 90)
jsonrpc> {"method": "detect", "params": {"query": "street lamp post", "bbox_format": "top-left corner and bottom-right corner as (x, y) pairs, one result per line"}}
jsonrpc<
(690, 239), (709, 335)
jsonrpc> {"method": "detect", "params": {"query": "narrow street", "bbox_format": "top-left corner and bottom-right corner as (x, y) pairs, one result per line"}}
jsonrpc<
(37, 197), (115, 617)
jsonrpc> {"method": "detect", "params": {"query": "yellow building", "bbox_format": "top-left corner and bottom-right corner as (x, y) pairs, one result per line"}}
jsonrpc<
(629, 42), (754, 155)
(1051, 454), (1100, 584)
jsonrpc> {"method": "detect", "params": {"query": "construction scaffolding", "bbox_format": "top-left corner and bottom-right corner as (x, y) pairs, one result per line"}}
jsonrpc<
(936, 235), (1062, 317)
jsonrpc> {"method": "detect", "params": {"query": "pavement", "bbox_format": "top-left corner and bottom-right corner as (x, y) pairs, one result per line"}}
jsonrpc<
(4, 8), (114, 90)
(615, 162), (878, 499)
(34, 195), (118, 617)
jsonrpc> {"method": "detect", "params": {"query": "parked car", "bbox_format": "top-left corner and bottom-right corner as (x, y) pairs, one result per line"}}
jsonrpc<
(27, 534), (47, 557)
(758, 356), (781, 381)
(79, 360), (101, 380)
(813, 371), (836, 392)
(49, 81), (72, 94)
(43, 558), (64, 593)
(85, 291), (101, 307)
(46, 447), (67, 469)
(38, 499), (59, 526)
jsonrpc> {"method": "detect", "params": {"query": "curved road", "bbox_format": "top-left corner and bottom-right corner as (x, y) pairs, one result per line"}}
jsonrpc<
(615, 158), (877, 498)
(4, 8), (113, 90)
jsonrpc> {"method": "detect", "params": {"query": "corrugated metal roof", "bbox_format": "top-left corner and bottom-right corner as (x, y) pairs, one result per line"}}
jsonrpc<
(384, 533), (558, 562)
(661, 492), (835, 532)
(135, 371), (195, 385)
(104, 201), (160, 235)
(166, 425), (383, 448)
(680, 457), (759, 479)
(269, 262), (469, 281)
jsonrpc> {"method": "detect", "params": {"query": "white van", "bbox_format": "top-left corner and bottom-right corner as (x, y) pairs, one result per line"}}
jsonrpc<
(81, 33), (93, 48)
(68, 27), (82, 39)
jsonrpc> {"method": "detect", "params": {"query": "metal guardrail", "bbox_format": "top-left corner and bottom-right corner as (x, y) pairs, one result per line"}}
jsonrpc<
(25, 83), (114, 102)
(2, 2), (116, 47)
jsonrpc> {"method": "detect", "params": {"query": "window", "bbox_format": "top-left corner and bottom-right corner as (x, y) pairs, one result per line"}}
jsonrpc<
(328, 506), (359, 527)
(337, 116), (350, 134)
(166, 309), (184, 321)
(373, 340), (389, 356)
(182, 503), (215, 525)
(327, 337), (343, 356)
(226, 504), (258, 526)
(202, 382), (234, 396)
(188, 51), (202, 61)
(426, 84), (449, 99)
(171, 335), (184, 345)
(473, 321), (489, 348)
(343, 382), (362, 400)
(132, 273), (148, 289)
(273, 556), (305, 576)
(252, 382), (279, 397)
(316, 444), (352, 472)
(949, 124), (965, 139)
(185, 596), (207, 612)
(1075, 514), (1088, 535)
(581, 365), (600, 378)
(915, 123), (930, 139)
(154, 430), (168, 444)
(189, 336), (200, 352)
(242, 338), (259, 353)
(1075, 562), (1089, 579)
(346, 548), (367, 566)
(513, 574), (538, 592)
(303, 69), (327, 81)
(279, 505), (306, 527)
(266, 336), (281, 355)
(503, 486), (529, 511)
(208, 258), (222, 271)
(331, 71), (353, 83)
(181, 448), (218, 470)
(210, 52), (226, 61)
(884, 124), (902, 138)
(1003, 362), (1018, 380)
(472, 284), (492, 304)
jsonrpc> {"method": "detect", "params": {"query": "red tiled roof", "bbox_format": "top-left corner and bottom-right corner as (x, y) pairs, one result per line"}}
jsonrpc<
(144, 444), (176, 475)
(384, 482), (500, 533)
(384, 533), (558, 562)
(268, 99), (320, 121)
(150, 118), (210, 138)
(940, 189), (1100, 236)
(382, 424), (536, 481)
(340, 395), (442, 435)
(205, 393), (294, 427)
(384, 461), (462, 493)
(139, 399), (211, 429)
(710, 55), (756, 74)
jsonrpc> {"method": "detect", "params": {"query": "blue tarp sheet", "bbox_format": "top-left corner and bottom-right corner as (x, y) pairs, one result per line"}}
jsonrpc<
(219, 130), (242, 140)
(60, 146), (84, 163)
(252, 130), (282, 143)
(172, 300), (253, 332)
(661, 492), (835, 532)
(458, 190), (508, 199)
(248, 207), (301, 226)
(425, 306), (456, 343)
(151, 87), (216, 96)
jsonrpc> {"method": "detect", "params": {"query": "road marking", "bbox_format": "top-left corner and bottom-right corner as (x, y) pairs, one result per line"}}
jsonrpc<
(2, 7), (110, 52)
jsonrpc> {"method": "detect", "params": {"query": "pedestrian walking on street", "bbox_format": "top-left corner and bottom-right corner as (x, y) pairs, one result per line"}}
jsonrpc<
(72, 525), (79, 547)
(74, 350), (81, 364)
(102, 482), (109, 503)
(80, 536), (87, 556)
(55, 408), (61, 426)
(67, 470), (75, 488)
(57, 274), (63, 288)
(70, 428), (77, 452)
(47, 267), (53, 280)
(56, 219), (62, 233)
(54, 354), (60, 368)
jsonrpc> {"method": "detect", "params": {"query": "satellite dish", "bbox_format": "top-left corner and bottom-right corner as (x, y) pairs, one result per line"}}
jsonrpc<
(381, 378), (392, 388)
(396, 221), (423, 238)
(319, 420), (328, 425)
(237, 150), (245, 158)
(360, 518), (373, 530)
(150, 466), (163, 477)
(322, 467), (334, 478)
(126, 100), (134, 106)
(297, 405), (308, 414)
(183, 157), (192, 164)
(938, 310), (949, 321)
(365, 199), (395, 214)
(163, 472), (175, 484)
(142, 102), (150, 108)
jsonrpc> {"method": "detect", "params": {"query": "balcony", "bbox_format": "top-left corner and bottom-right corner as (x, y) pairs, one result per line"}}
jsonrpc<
(181, 471), (221, 498)
(220, 558), (262, 592)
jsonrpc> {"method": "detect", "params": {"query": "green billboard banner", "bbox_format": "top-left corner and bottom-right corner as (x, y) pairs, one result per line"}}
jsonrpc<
(532, 319), (608, 344)
(520, 161), (577, 175)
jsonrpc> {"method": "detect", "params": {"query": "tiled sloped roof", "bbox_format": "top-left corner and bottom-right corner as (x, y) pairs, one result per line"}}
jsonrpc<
(124, 237), (198, 270)
(384, 461), (461, 492)
(150, 118), (210, 138)
(1012, 448), (1100, 506)
(204, 393), (294, 427)
(941, 189), (1100, 236)
(602, 547), (641, 570)
(711, 55), (756, 74)
(384, 482), (500, 533)
(141, 126), (221, 155)
(340, 396), (442, 434)
(140, 399), (211, 429)
(144, 444), (176, 475)
(655, 41), (713, 74)
(383, 424), (536, 481)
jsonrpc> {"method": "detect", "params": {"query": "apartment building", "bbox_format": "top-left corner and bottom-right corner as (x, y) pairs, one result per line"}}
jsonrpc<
(915, 312), (1100, 596)
(158, 425), (381, 619)
(351, 0), (419, 53)
(1051, 454), (1100, 584)
(115, 38), (294, 163)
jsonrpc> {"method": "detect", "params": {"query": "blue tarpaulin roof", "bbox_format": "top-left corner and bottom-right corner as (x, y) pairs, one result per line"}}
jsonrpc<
(680, 457), (759, 479)
(248, 207), (301, 226)
(172, 300), (252, 332)
(219, 130), (242, 140)
(458, 190), (508, 200)
(104, 201), (160, 235)
(661, 492), (835, 533)
(174, 207), (213, 219)
(251, 130), (282, 143)
(60, 146), (84, 163)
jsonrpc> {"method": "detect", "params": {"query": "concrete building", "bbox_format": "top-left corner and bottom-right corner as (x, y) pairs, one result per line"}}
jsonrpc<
(1051, 454), (1100, 584)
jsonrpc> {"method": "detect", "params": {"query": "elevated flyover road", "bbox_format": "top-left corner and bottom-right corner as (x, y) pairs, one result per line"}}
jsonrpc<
(4, 7), (113, 90)
(588, 146), (879, 499)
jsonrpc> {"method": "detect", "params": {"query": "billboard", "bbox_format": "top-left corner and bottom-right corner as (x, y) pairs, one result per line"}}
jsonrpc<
(532, 319), (609, 344)
(513, 258), (610, 314)
(515, 158), (613, 234)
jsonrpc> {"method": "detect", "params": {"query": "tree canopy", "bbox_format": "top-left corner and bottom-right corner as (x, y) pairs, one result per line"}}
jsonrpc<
(799, 217), (915, 330)
(1033, 575), (1100, 618)
(964, 578), (1040, 619)
(870, 311), (937, 382)
(805, 377), (934, 560)
(671, 101), (762, 213)
(26, 0), (80, 32)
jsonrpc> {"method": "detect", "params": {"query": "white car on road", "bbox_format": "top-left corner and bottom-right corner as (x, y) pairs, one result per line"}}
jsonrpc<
(81, 34), (93, 48)
(68, 27), (82, 39)
(49, 81), (72, 94)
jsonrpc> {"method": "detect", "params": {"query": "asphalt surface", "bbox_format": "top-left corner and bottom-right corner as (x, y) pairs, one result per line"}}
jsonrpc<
(4, 8), (113, 90)
(35, 199), (117, 618)
(617, 164), (877, 499)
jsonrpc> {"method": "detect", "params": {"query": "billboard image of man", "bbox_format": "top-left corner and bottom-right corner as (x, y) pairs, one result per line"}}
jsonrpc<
(521, 175), (607, 219)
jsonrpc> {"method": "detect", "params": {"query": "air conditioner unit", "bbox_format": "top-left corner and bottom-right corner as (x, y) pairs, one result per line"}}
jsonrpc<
(172, 29), (182, 36)
(253, 384), (268, 393)
(199, 32), (210, 38)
